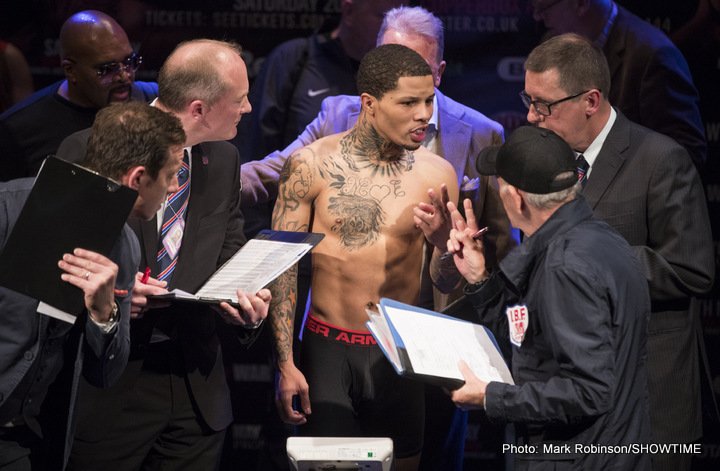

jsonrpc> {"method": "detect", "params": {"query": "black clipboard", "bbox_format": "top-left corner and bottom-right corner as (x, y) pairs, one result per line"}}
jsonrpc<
(0, 156), (137, 322)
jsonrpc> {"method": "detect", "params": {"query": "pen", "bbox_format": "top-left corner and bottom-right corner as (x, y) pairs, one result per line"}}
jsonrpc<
(440, 226), (489, 261)
(140, 266), (151, 284)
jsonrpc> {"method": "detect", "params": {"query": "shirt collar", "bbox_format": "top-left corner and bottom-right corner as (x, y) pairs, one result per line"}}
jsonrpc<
(580, 107), (616, 174)
(421, 93), (440, 151)
(429, 93), (439, 130)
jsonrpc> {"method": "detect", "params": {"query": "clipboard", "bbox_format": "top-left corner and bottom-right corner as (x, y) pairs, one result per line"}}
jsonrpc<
(146, 230), (325, 308)
(366, 298), (513, 389)
(0, 156), (137, 323)
(254, 229), (325, 245)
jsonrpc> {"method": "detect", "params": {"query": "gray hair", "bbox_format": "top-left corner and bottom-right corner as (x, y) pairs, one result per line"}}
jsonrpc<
(523, 173), (581, 210)
(377, 6), (444, 64)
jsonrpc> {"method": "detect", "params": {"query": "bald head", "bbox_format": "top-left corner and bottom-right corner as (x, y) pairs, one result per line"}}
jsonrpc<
(157, 39), (251, 144)
(60, 10), (130, 61)
(58, 10), (136, 108)
(157, 39), (245, 112)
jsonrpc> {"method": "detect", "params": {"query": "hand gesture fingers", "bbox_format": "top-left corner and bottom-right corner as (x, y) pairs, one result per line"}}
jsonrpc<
(59, 248), (118, 321)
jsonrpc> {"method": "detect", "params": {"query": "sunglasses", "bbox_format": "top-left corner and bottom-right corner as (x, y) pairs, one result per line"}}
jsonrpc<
(95, 52), (142, 79)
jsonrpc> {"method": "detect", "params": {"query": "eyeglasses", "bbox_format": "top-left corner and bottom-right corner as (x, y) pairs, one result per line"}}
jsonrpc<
(532, 0), (566, 16)
(519, 89), (593, 117)
(95, 52), (142, 79)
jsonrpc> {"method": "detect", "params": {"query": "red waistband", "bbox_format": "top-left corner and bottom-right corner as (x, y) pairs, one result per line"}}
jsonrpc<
(304, 313), (377, 347)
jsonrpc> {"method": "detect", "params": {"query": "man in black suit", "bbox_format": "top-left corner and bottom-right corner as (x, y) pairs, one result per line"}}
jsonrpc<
(531, 0), (706, 168)
(521, 33), (714, 471)
(57, 39), (270, 470)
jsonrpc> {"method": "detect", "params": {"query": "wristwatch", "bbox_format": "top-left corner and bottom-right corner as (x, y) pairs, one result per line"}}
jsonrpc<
(90, 301), (120, 333)
(243, 318), (264, 330)
(107, 301), (119, 323)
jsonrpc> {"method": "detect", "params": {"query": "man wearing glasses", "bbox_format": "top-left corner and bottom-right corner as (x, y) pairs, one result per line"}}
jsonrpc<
(521, 33), (713, 471)
(0, 10), (157, 181)
(529, 0), (706, 169)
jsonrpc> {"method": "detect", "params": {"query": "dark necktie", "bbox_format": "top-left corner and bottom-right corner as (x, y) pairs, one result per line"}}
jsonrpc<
(576, 154), (590, 187)
(156, 149), (190, 283)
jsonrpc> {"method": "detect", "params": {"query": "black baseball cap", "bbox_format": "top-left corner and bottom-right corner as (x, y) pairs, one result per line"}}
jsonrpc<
(476, 126), (577, 194)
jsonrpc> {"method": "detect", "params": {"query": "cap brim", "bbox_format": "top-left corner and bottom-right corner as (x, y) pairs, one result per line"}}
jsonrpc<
(476, 145), (501, 176)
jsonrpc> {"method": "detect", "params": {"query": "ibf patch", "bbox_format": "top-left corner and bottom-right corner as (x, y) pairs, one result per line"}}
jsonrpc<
(506, 304), (529, 347)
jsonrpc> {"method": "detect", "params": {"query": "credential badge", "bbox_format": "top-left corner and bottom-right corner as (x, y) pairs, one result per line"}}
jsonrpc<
(506, 304), (529, 347)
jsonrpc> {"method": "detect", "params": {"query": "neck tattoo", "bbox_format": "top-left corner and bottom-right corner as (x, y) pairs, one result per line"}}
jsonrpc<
(343, 121), (415, 177)
(354, 148), (415, 177)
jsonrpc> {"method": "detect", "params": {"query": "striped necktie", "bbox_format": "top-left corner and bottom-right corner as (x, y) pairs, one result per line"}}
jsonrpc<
(576, 154), (589, 187)
(156, 149), (190, 283)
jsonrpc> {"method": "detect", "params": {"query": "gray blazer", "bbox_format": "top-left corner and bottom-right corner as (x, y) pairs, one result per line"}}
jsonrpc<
(584, 110), (714, 443)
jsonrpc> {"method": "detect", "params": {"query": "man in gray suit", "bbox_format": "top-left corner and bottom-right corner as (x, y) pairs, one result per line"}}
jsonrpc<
(521, 33), (714, 471)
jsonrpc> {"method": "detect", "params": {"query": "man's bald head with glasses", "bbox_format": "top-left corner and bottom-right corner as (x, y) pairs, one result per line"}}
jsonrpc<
(58, 10), (143, 108)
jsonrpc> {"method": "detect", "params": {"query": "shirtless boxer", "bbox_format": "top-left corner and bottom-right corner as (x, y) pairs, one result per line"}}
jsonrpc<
(269, 44), (459, 470)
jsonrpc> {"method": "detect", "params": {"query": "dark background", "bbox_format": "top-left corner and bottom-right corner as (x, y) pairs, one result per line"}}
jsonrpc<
(2, 0), (718, 468)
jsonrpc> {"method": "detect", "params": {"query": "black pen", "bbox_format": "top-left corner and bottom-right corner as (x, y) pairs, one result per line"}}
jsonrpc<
(439, 226), (489, 260)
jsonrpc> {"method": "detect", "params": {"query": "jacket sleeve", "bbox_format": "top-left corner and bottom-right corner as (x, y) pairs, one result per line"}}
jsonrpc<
(81, 226), (138, 387)
(467, 118), (515, 270)
(224, 147), (264, 347)
(219, 146), (247, 265)
(475, 177), (516, 270)
(240, 95), (341, 206)
(636, 141), (714, 303)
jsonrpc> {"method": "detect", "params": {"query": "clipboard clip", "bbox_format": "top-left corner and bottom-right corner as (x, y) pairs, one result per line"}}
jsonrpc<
(106, 180), (121, 192)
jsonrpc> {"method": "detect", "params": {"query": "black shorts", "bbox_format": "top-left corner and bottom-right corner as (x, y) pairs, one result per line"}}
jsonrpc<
(299, 314), (425, 458)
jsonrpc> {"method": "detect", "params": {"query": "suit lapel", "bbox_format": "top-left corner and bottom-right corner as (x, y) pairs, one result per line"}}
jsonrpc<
(583, 111), (631, 209)
(436, 91), (471, 187)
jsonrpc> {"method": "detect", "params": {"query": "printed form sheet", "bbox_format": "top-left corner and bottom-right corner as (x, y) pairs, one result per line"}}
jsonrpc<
(384, 306), (513, 384)
(196, 239), (312, 301)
